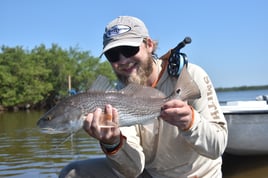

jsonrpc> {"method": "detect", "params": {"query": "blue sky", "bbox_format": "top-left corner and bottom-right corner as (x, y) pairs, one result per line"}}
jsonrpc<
(1, 0), (267, 88)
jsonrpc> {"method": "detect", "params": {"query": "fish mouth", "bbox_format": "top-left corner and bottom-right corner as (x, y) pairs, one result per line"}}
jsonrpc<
(39, 128), (68, 134)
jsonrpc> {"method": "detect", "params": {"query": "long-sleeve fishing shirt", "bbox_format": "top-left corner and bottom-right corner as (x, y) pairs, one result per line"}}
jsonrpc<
(103, 61), (228, 178)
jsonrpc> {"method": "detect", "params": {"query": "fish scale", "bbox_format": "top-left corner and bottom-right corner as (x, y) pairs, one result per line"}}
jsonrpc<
(78, 92), (165, 126)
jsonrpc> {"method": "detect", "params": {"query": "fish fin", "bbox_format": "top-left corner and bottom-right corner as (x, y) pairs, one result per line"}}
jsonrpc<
(120, 83), (166, 98)
(175, 66), (201, 101)
(55, 133), (75, 149)
(88, 75), (116, 92)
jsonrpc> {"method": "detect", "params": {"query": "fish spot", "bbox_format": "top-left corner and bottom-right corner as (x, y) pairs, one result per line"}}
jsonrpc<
(176, 88), (181, 94)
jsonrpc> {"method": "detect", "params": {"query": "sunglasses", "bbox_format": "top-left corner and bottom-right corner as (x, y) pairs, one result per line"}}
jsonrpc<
(104, 46), (140, 63)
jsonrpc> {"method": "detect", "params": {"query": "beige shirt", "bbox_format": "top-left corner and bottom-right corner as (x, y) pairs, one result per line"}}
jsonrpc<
(106, 61), (228, 178)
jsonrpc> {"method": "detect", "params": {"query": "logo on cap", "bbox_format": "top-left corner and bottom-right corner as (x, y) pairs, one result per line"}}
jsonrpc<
(106, 25), (131, 38)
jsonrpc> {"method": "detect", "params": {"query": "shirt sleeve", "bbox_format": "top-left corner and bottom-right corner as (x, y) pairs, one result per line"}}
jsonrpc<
(105, 126), (145, 177)
(180, 64), (228, 159)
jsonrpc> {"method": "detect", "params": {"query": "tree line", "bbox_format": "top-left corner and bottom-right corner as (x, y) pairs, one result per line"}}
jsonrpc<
(0, 44), (116, 111)
(216, 85), (268, 92)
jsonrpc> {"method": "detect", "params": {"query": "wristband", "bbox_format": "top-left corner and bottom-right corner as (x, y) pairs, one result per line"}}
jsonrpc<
(100, 132), (126, 155)
(101, 140), (120, 150)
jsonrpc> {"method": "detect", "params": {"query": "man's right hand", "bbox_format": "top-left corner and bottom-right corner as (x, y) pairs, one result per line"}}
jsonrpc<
(83, 104), (121, 145)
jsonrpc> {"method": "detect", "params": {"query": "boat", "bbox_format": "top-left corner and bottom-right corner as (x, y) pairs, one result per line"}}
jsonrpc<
(221, 97), (268, 155)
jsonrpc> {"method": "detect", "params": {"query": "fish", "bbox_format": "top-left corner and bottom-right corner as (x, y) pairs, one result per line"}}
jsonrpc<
(36, 66), (201, 134)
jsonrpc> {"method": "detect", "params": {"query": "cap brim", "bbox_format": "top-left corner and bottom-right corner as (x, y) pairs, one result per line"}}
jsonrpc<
(100, 38), (144, 58)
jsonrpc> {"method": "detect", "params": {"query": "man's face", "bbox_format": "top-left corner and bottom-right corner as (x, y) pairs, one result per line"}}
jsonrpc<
(106, 42), (154, 86)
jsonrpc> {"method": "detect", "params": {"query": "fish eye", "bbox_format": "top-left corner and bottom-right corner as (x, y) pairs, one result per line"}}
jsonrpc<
(46, 116), (52, 121)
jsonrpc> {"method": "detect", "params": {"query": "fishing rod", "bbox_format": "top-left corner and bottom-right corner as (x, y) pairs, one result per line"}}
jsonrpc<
(172, 36), (192, 53)
(160, 37), (192, 77)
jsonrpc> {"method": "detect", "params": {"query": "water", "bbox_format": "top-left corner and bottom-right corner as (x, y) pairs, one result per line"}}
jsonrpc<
(217, 89), (268, 102)
(0, 111), (102, 178)
(0, 89), (268, 178)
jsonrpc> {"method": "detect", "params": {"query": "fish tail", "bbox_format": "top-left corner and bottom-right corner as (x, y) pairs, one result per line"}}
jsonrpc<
(173, 66), (201, 101)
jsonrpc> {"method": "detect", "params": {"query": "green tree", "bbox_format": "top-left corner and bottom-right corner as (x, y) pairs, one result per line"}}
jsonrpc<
(0, 44), (116, 109)
(0, 46), (53, 108)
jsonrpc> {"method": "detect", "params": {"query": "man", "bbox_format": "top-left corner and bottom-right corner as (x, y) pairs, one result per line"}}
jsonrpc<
(59, 16), (227, 178)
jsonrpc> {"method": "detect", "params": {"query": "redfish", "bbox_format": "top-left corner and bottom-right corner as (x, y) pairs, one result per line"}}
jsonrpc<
(37, 66), (200, 134)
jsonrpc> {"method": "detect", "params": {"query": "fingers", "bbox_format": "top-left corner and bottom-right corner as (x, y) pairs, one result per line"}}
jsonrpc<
(91, 108), (101, 129)
(161, 99), (185, 110)
(99, 105), (117, 128)
(83, 105), (120, 143)
(161, 100), (188, 117)
(112, 107), (119, 125)
(83, 108), (102, 138)
(104, 104), (113, 121)
(160, 99), (193, 130)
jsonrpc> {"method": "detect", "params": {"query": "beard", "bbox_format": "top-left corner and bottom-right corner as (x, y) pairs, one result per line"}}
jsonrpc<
(115, 54), (154, 86)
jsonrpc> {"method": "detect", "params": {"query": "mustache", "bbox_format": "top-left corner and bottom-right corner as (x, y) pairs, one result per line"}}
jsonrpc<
(115, 56), (154, 86)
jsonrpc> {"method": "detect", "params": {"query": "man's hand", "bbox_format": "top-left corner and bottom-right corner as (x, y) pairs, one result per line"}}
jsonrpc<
(160, 99), (194, 131)
(83, 104), (121, 145)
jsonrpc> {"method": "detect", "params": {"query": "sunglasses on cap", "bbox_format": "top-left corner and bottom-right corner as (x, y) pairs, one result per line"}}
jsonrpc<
(104, 46), (140, 63)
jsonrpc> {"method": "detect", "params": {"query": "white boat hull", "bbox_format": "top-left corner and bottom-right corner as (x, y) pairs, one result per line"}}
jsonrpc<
(221, 101), (268, 155)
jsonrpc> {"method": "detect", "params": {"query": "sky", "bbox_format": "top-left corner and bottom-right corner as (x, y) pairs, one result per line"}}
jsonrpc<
(1, 0), (267, 88)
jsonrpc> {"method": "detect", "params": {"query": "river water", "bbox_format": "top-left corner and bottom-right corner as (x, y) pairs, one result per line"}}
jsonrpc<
(0, 89), (268, 178)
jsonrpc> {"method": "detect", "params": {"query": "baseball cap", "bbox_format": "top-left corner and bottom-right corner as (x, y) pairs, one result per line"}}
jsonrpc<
(102, 16), (149, 55)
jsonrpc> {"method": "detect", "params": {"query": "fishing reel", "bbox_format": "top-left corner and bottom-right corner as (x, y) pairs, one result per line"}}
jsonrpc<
(167, 37), (191, 77)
